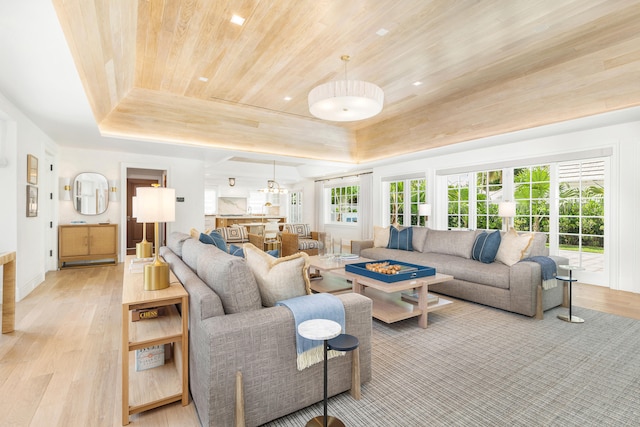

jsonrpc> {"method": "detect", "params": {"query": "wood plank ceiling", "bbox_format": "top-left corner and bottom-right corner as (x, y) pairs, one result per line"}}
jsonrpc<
(52, 0), (640, 164)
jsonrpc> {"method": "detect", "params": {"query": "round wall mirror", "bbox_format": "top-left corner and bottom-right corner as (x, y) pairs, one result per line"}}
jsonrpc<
(73, 172), (109, 215)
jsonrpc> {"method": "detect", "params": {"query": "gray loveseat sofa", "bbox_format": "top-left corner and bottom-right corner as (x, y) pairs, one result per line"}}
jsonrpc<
(159, 232), (372, 427)
(351, 228), (568, 319)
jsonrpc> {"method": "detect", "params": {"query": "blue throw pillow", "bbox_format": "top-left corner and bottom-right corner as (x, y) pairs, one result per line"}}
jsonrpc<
(229, 244), (244, 257)
(471, 230), (502, 263)
(199, 232), (214, 244)
(228, 245), (278, 258)
(200, 231), (227, 252)
(387, 226), (413, 251)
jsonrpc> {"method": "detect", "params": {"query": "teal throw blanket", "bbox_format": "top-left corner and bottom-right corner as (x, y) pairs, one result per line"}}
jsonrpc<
(521, 256), (558, 289)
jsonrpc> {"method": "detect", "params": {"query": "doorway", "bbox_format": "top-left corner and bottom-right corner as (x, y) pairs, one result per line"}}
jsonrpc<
(126, 178), (158, 255)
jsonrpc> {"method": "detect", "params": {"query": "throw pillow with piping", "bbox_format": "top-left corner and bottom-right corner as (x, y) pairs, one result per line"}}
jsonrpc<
(199, 230), (227, 252)
(387, 226), (413, 251)
(471, 230), (502, 263)
(495, 228), (533, 266)
(244, 243), (310, 307)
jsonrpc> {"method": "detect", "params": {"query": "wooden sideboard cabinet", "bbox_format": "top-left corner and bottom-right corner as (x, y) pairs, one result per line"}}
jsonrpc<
(58, 224), (118, 268)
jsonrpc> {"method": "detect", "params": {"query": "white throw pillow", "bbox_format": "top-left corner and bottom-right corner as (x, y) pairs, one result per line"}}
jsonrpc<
(495, 228), (534, 266)
(373, 226), (390, 248)
(243, 243), (311, 307)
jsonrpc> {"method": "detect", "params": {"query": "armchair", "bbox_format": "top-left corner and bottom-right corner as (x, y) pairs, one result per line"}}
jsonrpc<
(215, 225), (249, 244)
(248, 232), (281, 256)
(280, 224), (325, 257)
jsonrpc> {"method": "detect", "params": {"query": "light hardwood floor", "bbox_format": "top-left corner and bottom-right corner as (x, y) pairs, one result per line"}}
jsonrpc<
(0, 265), (200, 427)
(1, 265), (638, 426)
(573, 281), (640, 320)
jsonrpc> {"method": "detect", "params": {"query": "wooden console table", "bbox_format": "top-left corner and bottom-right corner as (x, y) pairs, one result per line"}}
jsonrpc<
(1, 251), (16, 334)
(121, 255), (189, 425)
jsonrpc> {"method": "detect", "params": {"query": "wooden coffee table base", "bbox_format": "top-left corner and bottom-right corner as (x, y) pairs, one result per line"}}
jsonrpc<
(310, 272), (352, 294)
(347, 272), (454, 329)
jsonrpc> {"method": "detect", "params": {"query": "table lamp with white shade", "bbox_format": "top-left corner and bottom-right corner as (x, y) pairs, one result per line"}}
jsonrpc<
(135, 185), (176, 290)
(498, 201), (516, 231)
(419, 203), (432, 226)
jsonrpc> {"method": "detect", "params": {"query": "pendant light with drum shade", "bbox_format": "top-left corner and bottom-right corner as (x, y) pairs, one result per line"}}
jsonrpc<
(308, 55), (384, 122)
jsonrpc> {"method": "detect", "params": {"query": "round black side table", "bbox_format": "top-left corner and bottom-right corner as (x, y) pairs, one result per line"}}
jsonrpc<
(298, 319), (343, 427)
(556, 265), (585, 323)
(328, 334), (361, 400)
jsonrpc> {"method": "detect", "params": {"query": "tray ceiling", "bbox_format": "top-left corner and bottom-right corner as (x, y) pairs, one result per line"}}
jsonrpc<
(52, 0), (640, 164)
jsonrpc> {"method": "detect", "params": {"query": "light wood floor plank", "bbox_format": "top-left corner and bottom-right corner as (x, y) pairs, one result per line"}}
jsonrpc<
(0, 264), (199, 427)
(0, 264), (636, 426)
(573, 282), (640, 320)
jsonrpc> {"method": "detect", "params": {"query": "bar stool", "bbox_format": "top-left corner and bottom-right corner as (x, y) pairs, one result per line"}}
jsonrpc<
(556, 264), (585, 323)
(328, 334), (361, 400)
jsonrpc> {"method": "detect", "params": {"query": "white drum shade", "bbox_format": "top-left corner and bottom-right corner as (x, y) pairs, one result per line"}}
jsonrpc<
(136, 186), (176, 223)
(308, 80), (384, 122)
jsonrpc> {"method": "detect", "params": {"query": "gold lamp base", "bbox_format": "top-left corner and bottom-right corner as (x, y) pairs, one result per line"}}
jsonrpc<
(144, 259), (170, 291)
(136, 240), (152, 258)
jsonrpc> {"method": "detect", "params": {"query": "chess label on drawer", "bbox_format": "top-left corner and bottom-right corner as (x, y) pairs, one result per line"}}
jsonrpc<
(132, 306), (168, 322)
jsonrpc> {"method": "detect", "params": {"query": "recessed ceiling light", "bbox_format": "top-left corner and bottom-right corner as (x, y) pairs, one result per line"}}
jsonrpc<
(231, 14), (245, 26)
(413, 81), (423, 86)
(283, 96), (292, 101)
(376, 28), (389, 36)
(198, 77), (209, 82)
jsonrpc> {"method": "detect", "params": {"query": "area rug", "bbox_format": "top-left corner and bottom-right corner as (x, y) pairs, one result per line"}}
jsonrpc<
(264, 301), (640, 426)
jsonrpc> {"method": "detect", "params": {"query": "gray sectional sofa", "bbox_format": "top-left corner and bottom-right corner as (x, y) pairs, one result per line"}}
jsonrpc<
(159, 232), (372, 427)
(352, 228), (568, 318)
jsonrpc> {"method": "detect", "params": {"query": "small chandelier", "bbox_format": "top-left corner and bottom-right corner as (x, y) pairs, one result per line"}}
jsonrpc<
(260, 161), (288, 194)
(308, 55), (384, 122)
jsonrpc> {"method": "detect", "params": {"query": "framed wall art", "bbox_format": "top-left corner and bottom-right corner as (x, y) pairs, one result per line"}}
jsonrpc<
(27, 154), (38, 185)
(27, 185), (38, 217)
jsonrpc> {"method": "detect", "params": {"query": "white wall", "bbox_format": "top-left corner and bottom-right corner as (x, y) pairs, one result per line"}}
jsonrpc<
(0, 116), (17, 253)
(58, 148), (121, 225)
(1, 85), (207, 302)
(0, 116), (16, 301)
(0, 92), (58, 301)
(59, 147), (205, 261)
(297, 179), (316, 226)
